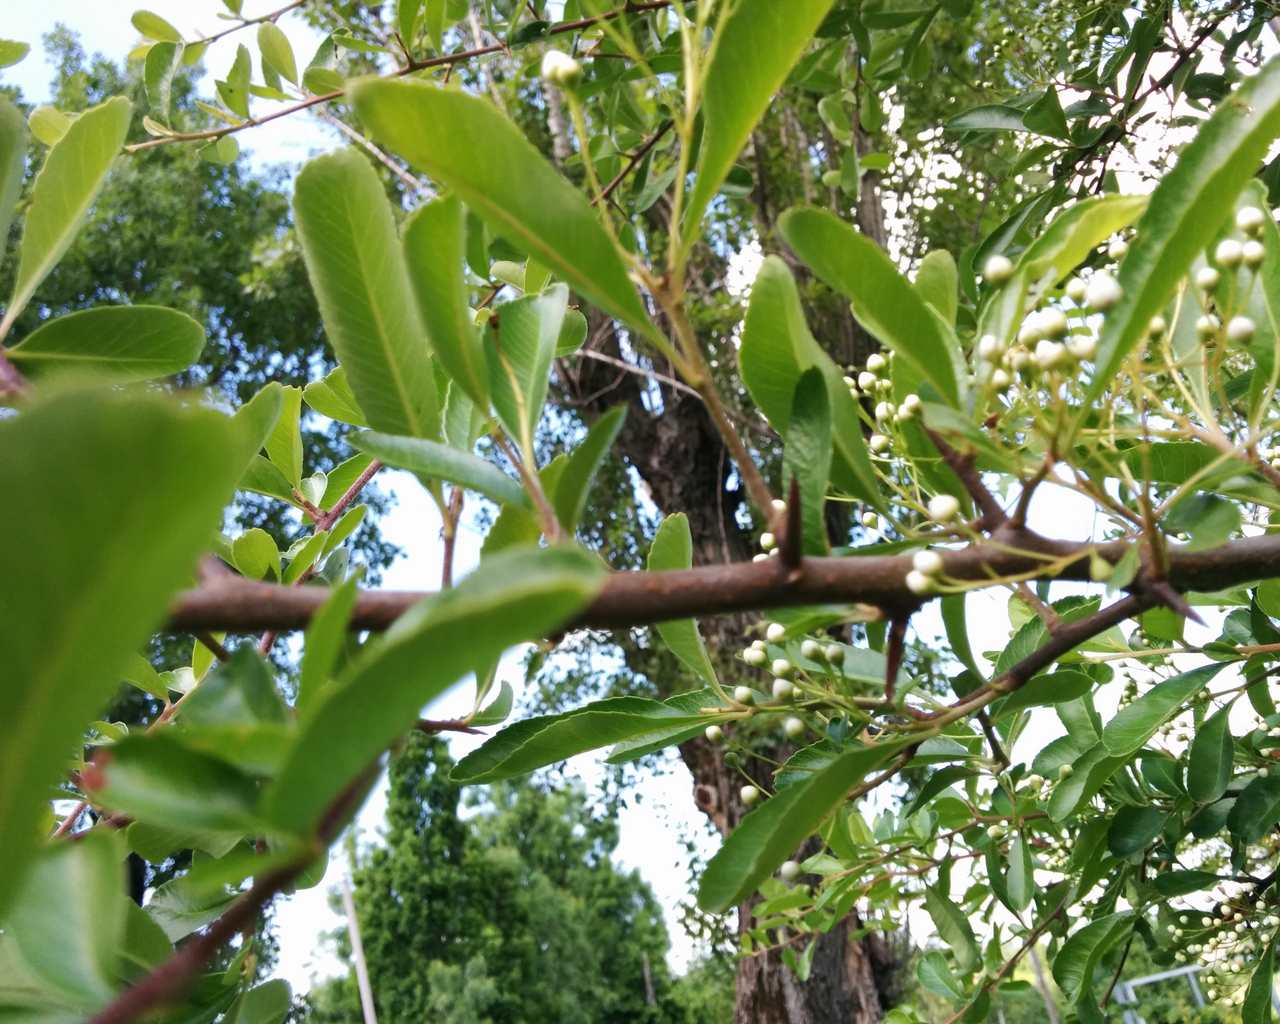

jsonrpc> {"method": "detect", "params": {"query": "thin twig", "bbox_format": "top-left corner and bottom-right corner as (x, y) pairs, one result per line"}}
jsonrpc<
(925, 428), (1006, 530)
(192, 0), (309, 47)
(194, 631), (232, 662)
(594, 120), (674, 206)
(977, 709), (1009, 767)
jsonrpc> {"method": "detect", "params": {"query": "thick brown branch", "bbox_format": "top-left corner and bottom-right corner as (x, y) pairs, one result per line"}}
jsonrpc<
(165, 530), (1280, 634)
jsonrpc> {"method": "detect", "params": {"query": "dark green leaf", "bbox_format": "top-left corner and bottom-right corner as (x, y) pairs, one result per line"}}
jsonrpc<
(1102, 663), (1227, 755)
(1106, 805), (1166, 857)
(784, 369), (831, 555)
(1243, 930), (1277, 1024)
(923, 885), (980, 972)
(1187, 704), (1234, 803)
(553, 404), (626, 534)
(1228, 774), (1280, 843)
(647, 514), (720, 690)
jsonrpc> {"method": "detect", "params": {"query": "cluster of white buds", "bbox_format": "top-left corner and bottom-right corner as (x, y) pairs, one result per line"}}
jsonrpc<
(1019, 307), (1069, 345)
(742, 641), (767, 666)
(1065, 277), (1088, 304)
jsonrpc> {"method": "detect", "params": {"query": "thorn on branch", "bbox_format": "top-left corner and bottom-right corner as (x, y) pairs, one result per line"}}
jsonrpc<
(1143, 579), (1206, 627)
(779, 477), (804, 579)
(884, 616), (908, 704)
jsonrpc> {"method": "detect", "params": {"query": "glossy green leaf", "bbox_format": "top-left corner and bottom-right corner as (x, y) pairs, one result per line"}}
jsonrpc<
(784, 368), (831, 555)
(6, 306), (205, 383)
(471, 680), (514, 727)
(320, 453), (375, 509)
(485, 285), (566, 455)
(922, 884), (980, 972)
(132, 9), (182, 41)
(917, 951), (964, 1002)
(1229, 774), (1280, 843)
(1053, 912), (1134, 1001)
(0, 391), (248, 917)
(647, 513), (720, 691)
(1083, 55), (1280, 411)
(605, 690), (729, 764)
(553, 404), (626, 534)
(1106, 805), (1165, 857)
(293, 147), (439, 440)
(257, 23), (297, 85)
(1101, 663), (1226, 756)
(739, 256), (879, 505)
(404, 194), (488, 405)
(352, 430), (528, 508)
(350, 79), (654, 336)
(303, 366), (367, 427)
(454, 696), (723, 784)
(266, 546), (604, 834)
(779, 207), (964, 405)
(1243, 930), (1277, 1024)
(2, 96), (131, 337)
(993, 670), (1093, 719)
(1187, 704), (1234, 803)
(1150, 870), (1221, 897)
(699, 739), (910, 913)
(1005, 833), (1034, 913)
(5, 832), (127, 1013)
(683, 0), (836, 241)
(227, 979), (292, 1024)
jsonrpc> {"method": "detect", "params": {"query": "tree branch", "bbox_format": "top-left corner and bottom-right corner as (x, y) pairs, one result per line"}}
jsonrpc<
(925, 428), (1006, 530)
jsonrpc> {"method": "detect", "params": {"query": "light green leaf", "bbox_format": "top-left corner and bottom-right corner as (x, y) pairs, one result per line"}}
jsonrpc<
(352, 430), (528, 508)
(319, 453), (374, 509)
(471, 680), (514, 727)
(2, 96), (131, 338)
(1101, 663), (1227, 756)
(233, 527), (280, 581)
(699, 739), (911, 913)
(779, 207), (964, 405)
(28, 104), (70, 146)
(1082, 55), (1280, 413)
(293, 148), (439, 440)
(5, 306), (205, 382)
(0, 391), (248, 918)
(784, 368), (832, 556)
(298, 575), (360, 719)
(1187, 704), (1234, 803)
(131, 10), (183, 42)
(144, 41), (183, 121)
(241, 456), (296, 504)
(923, 886), (980, 972)
(917, 951), (965, 1002)
(947, 104), (1027, 132)
(553, 404), (626, 534)
(915, 249), (958, 326)
(0, 98), (25, 261)
(398, 0), (424, 44)
(264, 384), (303, 488)
(350, 78), (654, 336)
(485, 285), (566, 455)
(454, 695), (725, 784)
(303, 366), (367, 427)
(284, 531), (328, 583)
(227, 980), (292, 1024)
(5, 832), (127, 1013)
(404, 195), (488, 405)
(0, 40), (31, 69)
(257, 22), (298, 85)
(648, 513), (720, 691)
(216, 44), (252, 119)
(683, 0), (836, 242)
(739, 255), (879, 505)
(266, 546), (604, 834)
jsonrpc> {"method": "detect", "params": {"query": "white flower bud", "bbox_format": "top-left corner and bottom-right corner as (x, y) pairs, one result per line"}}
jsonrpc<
(783, 717), (805, 738)
(899, 393), (922, 418)
(743, 648), (767, 666)
(1196, 266), (1221, 291)
(858, 371), (877, 390)
(860, 512), (878, 528)
(779, 859), (801, 881)
(1227, 315), (1256, 343)
(1018, 314), (1046, 346)
(913, 549), (945, 576)
(823, 643), (843, 664)
(905, 569), (936, 596)
(540, 49), (582, 85)
(1040, 308), (1069, 338)
(1197, 314), (1221, 339)
(1216, 238), (1244, 268)
(1238, 205), (1267, 235)
(740, 784), (761, 806)
(875, 401), (894, 422)
(986, 824), (1005, 839)
(990, 368), (1012, 390)
(1059, 764), (1074, 778)
(704, 724), (723, 742)
(1034, 339), (1068, 370)
(1086, 272), (1123, 311)
(1068, 334), (1098, 360)
(800, 639), (821, 660)
(771, 658), (792, 678)
(772, 678), (795, 701)
(752, 552), (768, 562)
(734, 685), (754, 705)
(1148, 315), (1168, 337)
(1107, 237), (1129, 260)
(1244, 239), (1266, 268)
(759, 531), (776, 551)
(771, 498), (788, 514)
(927, 494), (961, 523)
(869, 433), (891, 454)
(1065, 277), (1087, 303)
(977, 334), (1003, 362)
(983, 254), (1014, 284)
(765, 621), (786, 643)
(866, 353), (887, 373)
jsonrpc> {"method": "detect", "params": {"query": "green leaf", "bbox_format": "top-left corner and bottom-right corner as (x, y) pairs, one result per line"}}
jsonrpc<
(485, 285), (566, 455)
(216, 44), (252, 119)
(553, 404), (626, 534)
(1005, 832), (1034, 913)
(266, 546), (604, 834)
(1150, 870), (1221, 897)
(181, 648), (285, 727)
(1228, 774), (1280, 843)
(93, 732), (263, 833)
(297, 575), (360, 719)
(923, 885), (980, 972)
(1083, 54), (1280, 413)
(398, 0), (424, 44)
(0, 391), (248, 917)
(739, 256), (879, 506)
(257, 22), (297, 85)
(947, 104), (1027, 132)
(993, 670), (1093, 719)
(132, 9), (183, 42)
(5, 306), (205, 382)
(454, 696), (724, 784)
(915, 249), (958, 326)
(683, 0), (836, 241)
(784, 368), (832, 555)
(350, 78), (654, 337)
(227, 979), (292, 1024)
(698, 739), (909, 913)
(1106, 805), (1166, 857)
(0, 40), (31, 69)
(263, 385), (303, 488)
(28, 105), (71, 147)
(144, 41), (183, 122)
(294, 148), (439, 440)
(303, 366), (367, 427)
(1052, 912), (1134, 1001)
(1, 96), (131, 337)
(605, 689), (730, 764)
(1187, 704), (1234, 803)
(471, 681), (514, 727)
(1023, 89), (1069, 139)
(647, 513), (720, 691)
(0, 97), (25, 264)
(1101, 663), (1227, 756)
(352, 430), (528, 508)
(5, 832), (127, 1013)
(404, 195), (488, 405)
(233, 527), (280, 581)
(918, 951), (965, 1002)
(779, 207), (964, 405)
(1243, 930), (1277, 1024)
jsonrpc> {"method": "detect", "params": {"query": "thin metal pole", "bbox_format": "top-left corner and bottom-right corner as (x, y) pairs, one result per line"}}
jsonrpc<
(340, 844), (379, 1024)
